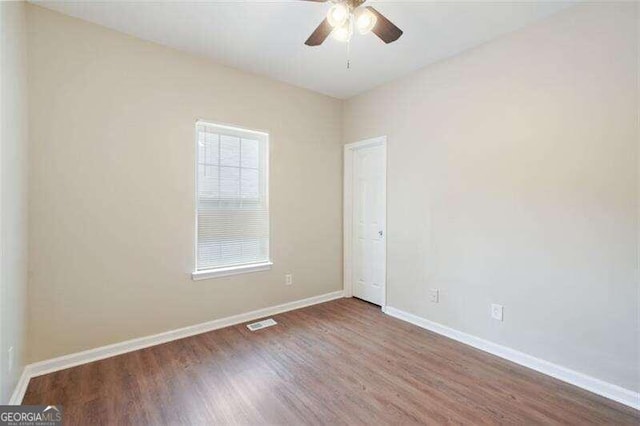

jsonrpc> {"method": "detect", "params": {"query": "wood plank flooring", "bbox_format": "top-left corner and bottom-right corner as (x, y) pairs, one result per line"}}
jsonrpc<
(23, 298), (639, 425)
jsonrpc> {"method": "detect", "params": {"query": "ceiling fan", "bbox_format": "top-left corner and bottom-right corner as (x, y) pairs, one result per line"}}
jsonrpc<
(303, 0), (403, 46)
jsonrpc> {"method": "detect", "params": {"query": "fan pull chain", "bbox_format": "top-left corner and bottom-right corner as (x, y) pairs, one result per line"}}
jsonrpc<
(346, 39), (351, 69)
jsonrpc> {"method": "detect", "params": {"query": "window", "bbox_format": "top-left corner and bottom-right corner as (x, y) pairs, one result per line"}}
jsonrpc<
(192, 121), (270, 280)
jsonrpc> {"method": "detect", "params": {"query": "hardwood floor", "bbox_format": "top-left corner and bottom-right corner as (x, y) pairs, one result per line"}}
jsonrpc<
(23, 298), (639, 425)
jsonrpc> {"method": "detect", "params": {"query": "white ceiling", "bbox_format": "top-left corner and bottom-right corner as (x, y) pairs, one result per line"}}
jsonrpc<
(33, 1), (574, 99)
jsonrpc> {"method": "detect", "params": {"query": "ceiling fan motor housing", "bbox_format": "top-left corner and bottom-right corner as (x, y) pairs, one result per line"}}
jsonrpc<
(343, 0), (367, 10)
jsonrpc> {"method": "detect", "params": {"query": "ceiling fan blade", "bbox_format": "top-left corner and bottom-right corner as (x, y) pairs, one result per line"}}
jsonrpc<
(366, 6), (403, 44)
(305, 18), (333, 46)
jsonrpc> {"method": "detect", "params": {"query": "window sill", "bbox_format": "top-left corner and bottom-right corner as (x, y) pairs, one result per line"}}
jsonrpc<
(191, 261), (273, 281)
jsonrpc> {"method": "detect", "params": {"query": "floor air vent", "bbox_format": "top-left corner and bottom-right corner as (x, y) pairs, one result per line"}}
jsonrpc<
(246, 318), (277, 331)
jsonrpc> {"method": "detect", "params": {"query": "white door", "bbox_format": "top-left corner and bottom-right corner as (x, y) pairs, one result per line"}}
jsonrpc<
(351, 141), (386, 306)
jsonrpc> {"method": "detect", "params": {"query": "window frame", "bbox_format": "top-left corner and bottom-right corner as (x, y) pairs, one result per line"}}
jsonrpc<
(192, 120), (272, 281)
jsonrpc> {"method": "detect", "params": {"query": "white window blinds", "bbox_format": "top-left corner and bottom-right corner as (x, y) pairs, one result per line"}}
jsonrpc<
(195, 121), (270, 272)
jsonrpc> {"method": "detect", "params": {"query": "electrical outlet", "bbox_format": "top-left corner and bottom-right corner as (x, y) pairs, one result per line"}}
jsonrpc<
(8, 346), (14, 373)
(285, 273), (293, 286)
(430, 289), (439, 303)
(491, 304), (504, 321)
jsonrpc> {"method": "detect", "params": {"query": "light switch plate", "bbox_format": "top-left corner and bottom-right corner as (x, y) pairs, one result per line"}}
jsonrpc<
(8, 346), (14, 373)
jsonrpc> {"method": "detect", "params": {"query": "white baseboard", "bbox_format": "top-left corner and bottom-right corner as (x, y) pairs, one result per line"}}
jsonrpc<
(383, 306), (640, 411)
(8, 367), (31, 405)
(10, 290), (345, 404)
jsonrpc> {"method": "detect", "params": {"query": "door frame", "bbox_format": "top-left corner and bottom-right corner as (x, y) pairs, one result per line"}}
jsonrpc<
(343, 136), (387, 307)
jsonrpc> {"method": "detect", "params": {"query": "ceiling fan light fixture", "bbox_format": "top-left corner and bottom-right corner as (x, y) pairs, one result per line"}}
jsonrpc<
(331, 20), (353, 42)
(327, 3), (349, 28)
(303, 1), (402, 48)
(355, 7), (377, 35)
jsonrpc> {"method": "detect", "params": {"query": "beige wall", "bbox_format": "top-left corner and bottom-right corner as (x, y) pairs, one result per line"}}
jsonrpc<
(0, 1), (29, 403)
(344, 3), (639, 392)
(27, 5), (343, 362)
